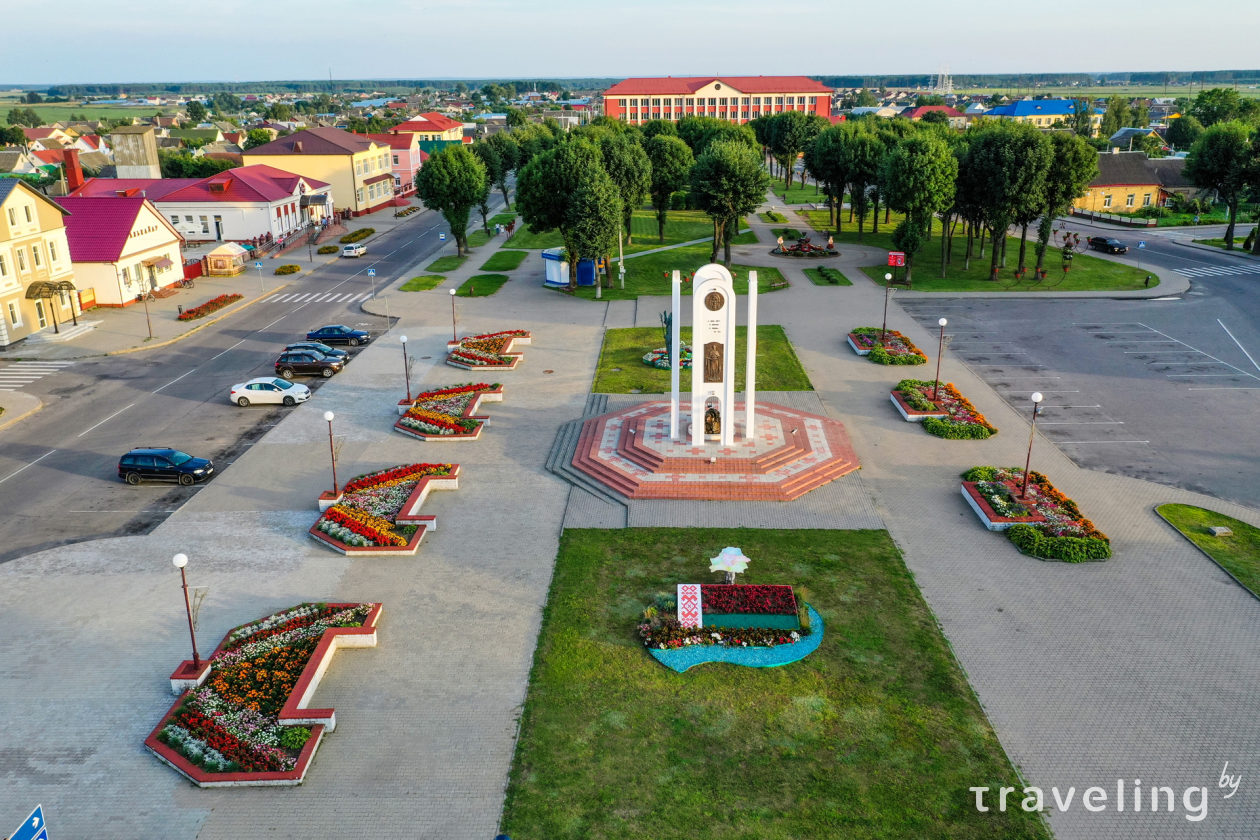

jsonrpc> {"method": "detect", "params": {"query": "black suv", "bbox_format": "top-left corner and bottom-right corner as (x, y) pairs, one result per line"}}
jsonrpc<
(285, 341), (351, 362)
(276, 349), (343, 379)
(306, 325), (371, 346)
(1088, 236), (1129, 254)
(119, 448), (214, 486)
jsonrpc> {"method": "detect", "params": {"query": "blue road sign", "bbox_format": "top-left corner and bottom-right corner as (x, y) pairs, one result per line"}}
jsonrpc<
(439, 233), (446, 242)
(1138, 241), (1146, 249)
(255, 261), (262, 268)
(367, 268), (376, 276)
(10, 805), (47, 840)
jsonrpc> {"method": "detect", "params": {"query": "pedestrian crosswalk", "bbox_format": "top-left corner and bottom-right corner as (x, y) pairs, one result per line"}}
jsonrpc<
(263, 291), (375, 305)
(0, 360), (75, 391)
(1175, 264), (1260, 278)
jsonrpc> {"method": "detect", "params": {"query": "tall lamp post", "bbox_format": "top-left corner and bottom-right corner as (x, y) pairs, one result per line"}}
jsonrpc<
(323, 411), (339, 496)
(880, 273), (894, 342)
(1020, 392), (1044, 499)
(932, 318), (948, 400)
(449, 287), (458, 342)
(172, 553), (200, 670)
(399, 334), (411, 402)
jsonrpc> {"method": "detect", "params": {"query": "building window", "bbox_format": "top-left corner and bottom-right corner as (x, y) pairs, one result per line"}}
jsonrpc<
(719, 97), (727, 106)
(24, 206), (32, 223)
(1143, 193), (1152, 206)
(685, 98), (694, 106)
(31, 244), (40, 267)
(7, 301), (19, 327)
(1126, 194), (1135, 207)
(708, 98), (717, 106)
(674, 98), (683, 106)
(356, 188), (364, 204)
(630, 99), (638, 107)
(59, 291), (69, 308)
(651, 98), (660, 106)
(1103, 194), (1112, 208)
(392, 155), (399, 165)
(200, 216), (209, 234)
(171, 215), (180, 226)
(121, 267), (130, 284)
(35, 300), (46, 328)
(16, 249), (26, 271)
(5, 208), (13, 225)
(0, 254), (5, 276)
(775, 97), (784, 105)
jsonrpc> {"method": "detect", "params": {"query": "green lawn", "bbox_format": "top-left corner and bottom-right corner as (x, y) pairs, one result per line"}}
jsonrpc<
(490, 212), (517, 226)
(759, 211), (789, 224)
(466, 229), (493, 249)
(479, 249), (528, 271)
(0, 100), (152, 125)
(399, 275), (445, 292)
(501, 528), (1050, 840)
(1193, 238), (1258, 254)
(592, 325), (812, 393)
(1158, 504), (1260, 597)
(426, 255), (467, 273)
(455, 273), (510, 297)
(859, 238), (1157, 292)
(800, 208), (932, 252)
(804, 267), (852, 286)
(505, 209), (742, 256)
(571, 241), (785, 301)
(769, 180), (828, 205)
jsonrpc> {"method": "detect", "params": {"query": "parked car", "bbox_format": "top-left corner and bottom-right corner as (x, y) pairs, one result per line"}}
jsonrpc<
(285, 341), (351, 362)
(342, 243), (367, 257)
(1088, 236), (1129, 254)
(275, 349), (343, 379)
(118, 447), (214, 486)
(305, 325), (371, 347)
(230, 377), (311, 407)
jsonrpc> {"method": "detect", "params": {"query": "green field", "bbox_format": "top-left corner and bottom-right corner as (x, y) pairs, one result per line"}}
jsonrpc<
(425, 255), (467, 273)
(769, 179), (828, 206)
(500, 527), (1050, 840)
(952, 85), (1260, 100)
(0, 98), (159, 126)
(1158, 504), (1260, 597)
(399, 275), (445, 292)
(592, 325), (812, 393)
(569, 241), (785, 301)
(455, 273), (509, 297)
(479, 250), (528, 271)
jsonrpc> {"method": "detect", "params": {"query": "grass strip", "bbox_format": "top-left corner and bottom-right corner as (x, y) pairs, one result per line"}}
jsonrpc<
(480, 250), (528, 272)
(426, 255), (468, 273)
(399, 275), (445, 292)
(1157, 503), (1260, 597)
(455, 274), (510, 297)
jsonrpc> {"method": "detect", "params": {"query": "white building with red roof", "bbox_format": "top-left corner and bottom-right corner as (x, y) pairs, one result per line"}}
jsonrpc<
(56, 196), (185, 307)
(602, 76), (833, 125)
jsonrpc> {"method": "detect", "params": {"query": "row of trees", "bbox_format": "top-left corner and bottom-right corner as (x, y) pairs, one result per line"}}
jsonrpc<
(1184, 121), (1260, 252)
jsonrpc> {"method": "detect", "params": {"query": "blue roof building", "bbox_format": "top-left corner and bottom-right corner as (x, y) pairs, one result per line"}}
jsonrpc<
(981, 99), (1103, 136)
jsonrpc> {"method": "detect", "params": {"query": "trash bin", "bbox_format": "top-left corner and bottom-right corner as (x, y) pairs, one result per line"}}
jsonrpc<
(177, 305), (184, 316)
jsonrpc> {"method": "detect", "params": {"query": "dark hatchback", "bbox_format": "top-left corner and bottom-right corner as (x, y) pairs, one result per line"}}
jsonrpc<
(275, 350), (343, 379)
(305, 325), (371, 346)
(285, 341), (351, 362)
(1088, 236), (1129, 254)
(119, 448), (214, 486)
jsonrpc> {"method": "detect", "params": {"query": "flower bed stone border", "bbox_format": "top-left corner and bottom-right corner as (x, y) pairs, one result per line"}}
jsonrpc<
(961, 481), (1046, 531)
(890, 388), (949, 421)
(847, 328), (928, 365)
(962, 466), (1111, 561)
(308, 465), (460, 556)
(445, 330), (531, 371)
(394, 384), (504, 441)
(649, 605), (824, 673)
(145, 602), (382, 788)
(892, 381), (997, 439)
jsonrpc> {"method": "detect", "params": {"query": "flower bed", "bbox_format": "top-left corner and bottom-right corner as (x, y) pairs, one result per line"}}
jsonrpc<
(177, 293), (244, 321)
(847, 327), (927, 365)
(642, 344), (693, 370)
(339, 227), (374, 244)
(310, 463), (458, 556)
(892, 380), (997, 439)
(317, 245), (339, 255)
(700, 584), (797, 615)
(395, 382), (503, 441)
(274, 264), (300, 275)
(961, 466), (1111, 562)
(145, 602), (381, 787)
(446, 330), (531, 371)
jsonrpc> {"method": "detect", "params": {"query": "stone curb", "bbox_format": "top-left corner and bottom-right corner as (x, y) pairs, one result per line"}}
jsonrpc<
(1174, 239), (1260, 262)
(0, 390), (43, 434)
(104, 281), (294, 357)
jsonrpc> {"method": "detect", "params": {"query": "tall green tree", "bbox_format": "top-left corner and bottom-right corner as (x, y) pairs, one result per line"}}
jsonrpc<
(516, 140), (607, 286)
(243, 129), (273, 150)
(1129, 100), (1150, 129)
(505, 108), (527, 129)
(844, 129), (885, 241)
(1034, 133), (1098, 271)
(266, 103), (293, 122)
(6, 108), (41, 128)
(414, 144), (488, 257)
(1070, 99), (1095, 137)
(212, 92), (241, 115)
(966, 122), (1053, 280)
(1184, 121), (1252, 249)
(1190, 88), (1242, 127)
(802, 125), (847, 228)
(644, 134), (694, 242)
(881, 133), (957, 283)
(1166, 115), (1204, 151)
(569, 170), (624, 289)
(640, 119), (677, 140)
(1100, 96), (1128, 138)
(483, 131), (519, 207)
(767, 110), (814, 190)
(186, 101), (207, 124)
(598, 133), (651, 244)
(471, 140), (504, 232)
(689, 139), (769, 267)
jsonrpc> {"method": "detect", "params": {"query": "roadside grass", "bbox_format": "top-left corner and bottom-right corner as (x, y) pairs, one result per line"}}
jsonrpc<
(399, 275), (445, 292)
(800, 208), (930, 252)
(1192, 238), (1258, 255)
(500, 527), (1050, 840)
(504, 226), (562, 249)
(592, 325), (812, 393)
(1157, 504), (1260, 597)
(426, 255), (467, 273)
(466, 229), (492, 249)
(490, 212), (517, 226)
(760, 211), (788, 223)
(455, 274), (510, 297)
(570, 241), (785, 301)
(804, 267), (852, 286)
(479, 250), (528, 271)
(769, 180), (827, 205)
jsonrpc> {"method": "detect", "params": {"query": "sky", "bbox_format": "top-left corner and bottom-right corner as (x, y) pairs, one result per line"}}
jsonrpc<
(4, 0), (1258, 86)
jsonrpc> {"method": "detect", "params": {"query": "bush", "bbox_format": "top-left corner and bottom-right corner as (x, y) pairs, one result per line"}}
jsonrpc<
(922, 416), (995, 440)
(669, 190), (688, 211)
(339, 227), (374, 244)
(1133, 205), (1170, 219)
(961, 466), (999, 482)
(279, 726), (312, 750)
(317, 245), (338, 254)
(869, 346), (927, 365)
(1007, 524), (1112, 562)
(274, 264), (300, 275)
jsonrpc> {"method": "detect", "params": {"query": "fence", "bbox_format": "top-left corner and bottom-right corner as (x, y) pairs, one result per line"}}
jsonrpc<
(1069, 208), (1157, 228)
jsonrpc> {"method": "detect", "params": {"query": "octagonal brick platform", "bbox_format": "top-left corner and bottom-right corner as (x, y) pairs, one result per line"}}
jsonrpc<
(571, 401), (860, 501)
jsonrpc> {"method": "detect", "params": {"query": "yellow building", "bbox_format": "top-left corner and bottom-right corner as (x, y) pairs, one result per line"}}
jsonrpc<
(241, 127), (395, 217)
(981, 100), (1104, 137)
(1072, 151), (1185, 214)
(0, 180), (80, 348)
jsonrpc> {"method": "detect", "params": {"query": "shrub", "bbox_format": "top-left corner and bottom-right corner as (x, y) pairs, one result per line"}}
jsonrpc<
(339, 227), (374, 244)
(961, 466), (999, 482)
(1007, 524), (1112, 562)
(869, 346), (926, 365)
(274, 264), (300, 275)
(317, 245), (338, 254)
(177, 293), (244, 321)
(922, 416), (994, 439)
(669, 190), (688, 210)
(279, 726), (312, 750)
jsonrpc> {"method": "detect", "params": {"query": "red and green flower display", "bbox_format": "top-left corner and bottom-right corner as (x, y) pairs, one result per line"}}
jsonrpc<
(963, 466), (1111, 561)
(849, 327), (927, 365)
(316, 463), (452, 548)
(177, 293), (244, 321)
(447, 331), (529, 368)
(399, 382), (498, 436)
(895, 379), (998, 439)
(699, 584), (797, 615)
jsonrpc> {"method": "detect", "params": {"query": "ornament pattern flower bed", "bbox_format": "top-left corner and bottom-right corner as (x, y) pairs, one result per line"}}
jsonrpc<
(961, 466), (1111, 562)
(395, 383), (503, 441)
(145, 602), (381, 787)
(892, 380), (998, 439)
(847, 327), (927, 364)
(177, 293), (244, 321)
(446, 330), (531, 370)
(641, 344), (692, 370)
(310, 463), (458, 556)
(647, 606), (824, 673)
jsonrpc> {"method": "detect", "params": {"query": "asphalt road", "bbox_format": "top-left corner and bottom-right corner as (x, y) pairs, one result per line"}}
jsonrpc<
(0, 203), (469, 563)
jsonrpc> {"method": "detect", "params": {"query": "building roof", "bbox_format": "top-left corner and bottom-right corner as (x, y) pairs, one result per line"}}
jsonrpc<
(109, 125), (156, 135)
(22, 128), (58, 141)
(70, 178), (199, 200)
(78, 135), (105, 150)
(160, 164), (329, 203)
(1108, 126), (1161, 144)
(363, 173), (393, 186)
(242, 126), (378, 156)
(0, 150), (35, 173)
(363, 133), (417, 151)
(1150, 157), (1190, 188)
(603, 76), (833, 96)
(0, 179), (70, 213)
(391, 111), (463, 134)
(1091, 151), (1163, 187)
(56, 196), (175, 262)
(984, 100), (1077, 118)
(900, 105), (963, 120)
(170, 129), (221, 141)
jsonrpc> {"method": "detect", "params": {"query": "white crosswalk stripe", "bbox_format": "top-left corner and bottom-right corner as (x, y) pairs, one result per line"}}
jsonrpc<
(1175, 264), (1260, 277)
(0, 360), (75, 391)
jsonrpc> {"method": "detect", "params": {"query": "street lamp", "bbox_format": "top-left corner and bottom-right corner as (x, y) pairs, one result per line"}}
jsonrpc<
(1020, 392), (1044, 499)
(932, 318), (947, 401)
(449, 287), (458, 342)
(172, 553), (201, 670)
(400, 334), (411, 402)
(323, 411), (339, 496)
(880, 273), (894, 342)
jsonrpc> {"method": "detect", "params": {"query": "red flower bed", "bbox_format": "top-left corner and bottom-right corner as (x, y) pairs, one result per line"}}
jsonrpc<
(320, 505), (405, 546)
(166, 708), (289, 773)
(177, 293), (244, 321)
(700, 584), (797, 615)
(342, 463), (452, 493)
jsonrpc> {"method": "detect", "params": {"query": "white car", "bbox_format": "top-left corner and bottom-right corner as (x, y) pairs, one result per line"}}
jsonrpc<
(342, 243), (367, 257)
(230, 377), (311, 407)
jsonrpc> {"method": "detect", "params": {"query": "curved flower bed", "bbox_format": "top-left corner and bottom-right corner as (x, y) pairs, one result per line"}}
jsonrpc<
(178, 293), (244, 321)
(646, 606), (824, 673)
(446, 330), (531, 371)
(893, 380), (997, 439)
(642, 344), (693, 370)
(961, 466), (1111, 562)
(312, 463), (455, 554)
(396, 383), (502, 441)
(847, 327), (927, 365)
(146, 602), (379, 786)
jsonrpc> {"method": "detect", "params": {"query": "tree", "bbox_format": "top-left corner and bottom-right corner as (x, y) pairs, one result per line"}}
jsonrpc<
(243, 129), (273, 150)
(266, 103), (293, 122)
(640, 119), (677, 140)
(569, 170), (623, 289)
(471, 140), (504, 232)
(920, 110), (950, 126)
(483, 131), (519, 207)
(599, 134), (651, 244)
(966, 121), (1052, 280)
(1070, 99), (1095, 137)
(804, 125), (849, 229)
(1139, 133), (1167, 158)
(505, 108), (527, 129)
(689, 139), (769, 267)
(24, 91), (42, 104)
(916, 94), (946, 107)
(1129, 100), (1150, 129)
(158, 150), (239, 178)
(414, 144), (488, 257)
(1034, 132), (1098, 272)
(854, 90), (879, 108)
(0, 125), (26, 146)
(645, 134), (694, 242)
(186, 101), (207, 124)
(212, 92), (241, 115)
(1190, 88), (1242, 127)
(1184, 121), (1252, 249)
(6, 108), (41, 128)
(1100, 96), (1128, 138)
(516, 140), (608, 287)
(1167, 115), (1205, 151)
(881, 133), (957, 283)
(844, 129), (884, 240)
(766, 110), (815, 191)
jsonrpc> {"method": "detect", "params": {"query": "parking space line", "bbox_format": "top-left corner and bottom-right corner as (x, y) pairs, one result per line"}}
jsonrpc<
(153, 368), (197, 393)
(77, 403), (135, 437)
(1217, 319), (1260, 373)
(0, 449), (56, 484)
(1138, 323), (1259, 381)
(1187, 387), (1260, 391)
(1057, 440), (1150, 444)
(211, 339), (247, 360)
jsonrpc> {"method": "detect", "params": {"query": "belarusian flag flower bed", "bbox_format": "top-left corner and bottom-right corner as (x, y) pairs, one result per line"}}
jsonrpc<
(177, 293), (244, 321)
(961, 466), (1111, 562)
(847, 327), (927, 365)
(145, 602), (381, 787)
(395, 383), (502, 441)
(446, 330), (531, 370)
(310, 463), (458, 556)
(892, 380), (998, 439)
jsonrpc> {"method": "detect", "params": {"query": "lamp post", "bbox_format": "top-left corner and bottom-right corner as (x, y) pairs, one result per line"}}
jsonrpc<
(880, 273), (894, 342)
(932, 318), (947, 401)
(1020, 392), (1044, 499)
(172, 553), (200, 670)
(449, 287), (458, 342)
(136, 293), (153, 340)
(323, 411), (339, 496)
(400, 334), (411, 402)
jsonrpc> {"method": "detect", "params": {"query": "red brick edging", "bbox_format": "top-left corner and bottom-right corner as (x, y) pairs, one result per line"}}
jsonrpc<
(308, 467), (460, 555)
(393, 386), (504, 441)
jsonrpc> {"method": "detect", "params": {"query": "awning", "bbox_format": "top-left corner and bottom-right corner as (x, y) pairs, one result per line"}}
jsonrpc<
(363, 173), (393, 186)
(142, 256), (174, 269)
(300, 193), (330, 207)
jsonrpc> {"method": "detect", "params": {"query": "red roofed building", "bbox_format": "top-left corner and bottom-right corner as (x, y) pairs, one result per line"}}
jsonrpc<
(389, 112), (464, 154)
(55, 196), (185, 306)
(364, 133), (425, 196)
(898, 105), (967, 129)
(602, 76), (833, 125)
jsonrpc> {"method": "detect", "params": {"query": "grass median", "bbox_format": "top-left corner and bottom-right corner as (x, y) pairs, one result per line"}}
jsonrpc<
(399, 275), (445, 292)
(455, 274), (509, 297)
(570, 241), (784, 301)
(1158, 504), (1260, 597)
(859, 243), (1156, 292)
(426, 255), (467, 273)
(480, 250), (528, 271)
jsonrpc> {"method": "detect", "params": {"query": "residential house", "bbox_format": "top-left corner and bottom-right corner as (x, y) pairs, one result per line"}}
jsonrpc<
(1109, 126), (1162, 150)
(389, 112), (465, 153)
(109, 125), (162, 179)
(979, 99), (1103, 137)
(241, 127), (395, 217)
(899, 105), (968, 129)
(1072, 151), (1199, 213)
(848, 106), (902, 119)
(56, 196), (184, 307)
(602, 76), (833, 125)
(364, 133), (424, 196)
(169, 128), (225, 148)
(21, 127), (73, 151)
(0, 179), (80, 347)
(0, 148), (42, 178)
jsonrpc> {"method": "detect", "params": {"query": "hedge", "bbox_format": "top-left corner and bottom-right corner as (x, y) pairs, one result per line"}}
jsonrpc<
(317, 245), (338, 254)
(869, 346), (927, 365)
(922, 416), (994, 440)
(339, 227), (374, 244)
(274, 264), (300, 275)
(1007, 524), (1112, 562)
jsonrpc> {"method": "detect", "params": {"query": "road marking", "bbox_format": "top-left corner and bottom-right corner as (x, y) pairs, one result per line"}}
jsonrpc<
(262, 315), (288, 329)
(1124, 350), (1204, 354)
(153, 368), (197, 393)
(1187, 387), (1260, 391)
(1165, 373), (1242, 377)
(1057, 440), (1150, 444)
(0, 449), (56, 484)
(1039, 421), (1124, 425)
(210, 339), (247, 360)
(1217, 319), (1260, 373)
(1137, 323), (1260, 381)
(1038, 405), (1101, 408)
(0, 360), (75, 391)
(77, 403), (135, 437)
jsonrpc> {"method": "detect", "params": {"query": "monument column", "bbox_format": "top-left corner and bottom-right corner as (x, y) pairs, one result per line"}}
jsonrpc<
(745, 271), (757, 440)
(691, 264), (737, 447)
(670, 270), (681, 440)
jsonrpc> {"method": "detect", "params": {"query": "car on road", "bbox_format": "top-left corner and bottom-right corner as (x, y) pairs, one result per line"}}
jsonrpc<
(1088, 236), (1129, 254)
(275, 349), (343, 379)
(118, 447), (214, 486)
(306, 325), (371, 347)
(285, 341), (351, 363)
(342, 243), (367, 257)
(230, 377), (311, 407)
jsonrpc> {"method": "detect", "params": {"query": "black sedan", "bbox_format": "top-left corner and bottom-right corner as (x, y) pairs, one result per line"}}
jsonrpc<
(275, 350), (343, 379)
(285, 341), (351, 362)
(306, 325), (371, 347)
(118, 448), (214, 486)
(1088, 236), (1129, 254)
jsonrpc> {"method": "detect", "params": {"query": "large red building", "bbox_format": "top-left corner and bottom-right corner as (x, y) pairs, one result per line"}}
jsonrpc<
(602, 76), (832, 125)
